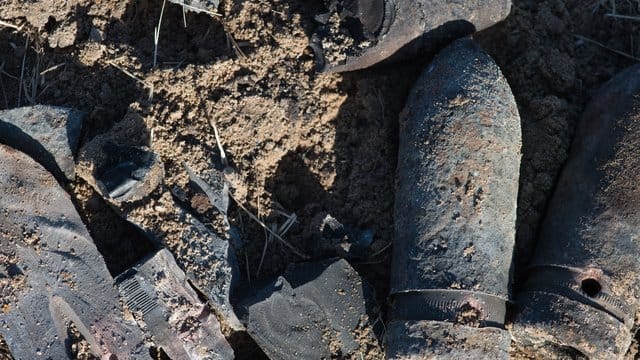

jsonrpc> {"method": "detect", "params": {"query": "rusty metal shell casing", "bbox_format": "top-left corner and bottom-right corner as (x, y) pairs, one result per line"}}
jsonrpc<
(387, 38), (521, 359)
(326, 0), (512, 72)
(512, 65), (640, 359)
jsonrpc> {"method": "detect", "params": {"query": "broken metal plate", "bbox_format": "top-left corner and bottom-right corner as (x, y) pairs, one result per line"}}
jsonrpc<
(239, 259), (379, 359)
(117, 249), (234, 360)
(0, 144), (149, 359)
(0, 105), (83, 181)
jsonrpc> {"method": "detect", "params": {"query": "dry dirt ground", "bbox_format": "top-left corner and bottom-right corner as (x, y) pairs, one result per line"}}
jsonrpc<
(1, 0), (640, 358)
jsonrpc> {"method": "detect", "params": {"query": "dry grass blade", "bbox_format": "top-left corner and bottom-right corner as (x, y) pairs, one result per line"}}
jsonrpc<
(575, 34), (640, 61)
(153, 0), (168, 68)
(209, 119), (228, 166)
(229, 192), (309, 259)
(606, 13), (640, 20)
(108, 61), (155, 100)
(40, 62), (65, 76)
(257, 223), (277, 276)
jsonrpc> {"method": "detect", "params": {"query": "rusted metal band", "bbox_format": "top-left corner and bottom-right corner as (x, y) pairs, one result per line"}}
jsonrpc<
(389, 289), (507, 328)
(523, 265), (632, 325)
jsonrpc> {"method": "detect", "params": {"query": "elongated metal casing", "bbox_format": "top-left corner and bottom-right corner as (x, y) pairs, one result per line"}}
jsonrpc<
(512, 65), (640, 359)
(387, 38), (521, 359)
(327, 0), (512, 72)
(0, 144), (149, 359)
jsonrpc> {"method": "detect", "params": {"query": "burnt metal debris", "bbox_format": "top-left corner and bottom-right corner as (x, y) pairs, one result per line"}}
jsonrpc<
(0, 144), (149, 359)
(238, 258), (380, 359)
(117, 249), (234, 360)
(387, 38), (521, 359)
(313, 0), (512, 72)
(511, 64), (640, 359)
(76, 115), (243, 332)
(0, 105), (83, 182)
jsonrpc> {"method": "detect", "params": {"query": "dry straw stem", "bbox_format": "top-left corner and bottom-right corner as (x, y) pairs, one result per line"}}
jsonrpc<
(575, 34), (640, 61)
(209, 119), (228, 166)
(229, 191), (309, 259)
(107, 61), (155, 100)
(153, 0), (168, 68)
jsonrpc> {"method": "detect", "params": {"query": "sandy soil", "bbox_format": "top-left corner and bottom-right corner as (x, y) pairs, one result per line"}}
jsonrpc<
(1, 0), (640, 358)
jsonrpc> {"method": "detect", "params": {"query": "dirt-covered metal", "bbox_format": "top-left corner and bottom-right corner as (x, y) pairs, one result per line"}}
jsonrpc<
(511, 64), (640, 360)
(117, 249), (234, 359)
(239, 258), (379, 359)
(314, 0), (512, 72)
(388, 38), (521, 358)
(0, 144), (149, 359)
(0, 105), (83, 181)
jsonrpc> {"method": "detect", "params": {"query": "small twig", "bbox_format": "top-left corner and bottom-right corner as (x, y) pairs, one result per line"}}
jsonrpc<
(39, 62), (66, 76)
(229, 192), (309, 259)
(575, 34), (640, 62)
(0, 20), (24, 31)
(369, 242), (392, 258)
(153, 0), (167, 68)
(224, 26), (247, 59)
(209, 119), (228, 166)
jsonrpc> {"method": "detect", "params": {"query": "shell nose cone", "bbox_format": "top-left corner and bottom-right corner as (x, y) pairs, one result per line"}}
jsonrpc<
(315, 0), (513, 73)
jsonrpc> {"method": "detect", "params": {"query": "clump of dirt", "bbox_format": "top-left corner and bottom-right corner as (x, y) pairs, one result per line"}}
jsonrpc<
(67, 322), (99, 360)
(313, 4), (375, 66)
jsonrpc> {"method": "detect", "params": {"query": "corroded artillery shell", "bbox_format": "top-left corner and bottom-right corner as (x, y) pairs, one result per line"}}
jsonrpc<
(388, 38), (521, 358)
(318, 0), (512, 72)
(511, 65), (640, 359)
(0, 144), (149, 359)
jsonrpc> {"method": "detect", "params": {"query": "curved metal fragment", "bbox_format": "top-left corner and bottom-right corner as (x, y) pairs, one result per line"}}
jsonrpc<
(389, 38), (521, 358)
(512, 64), (640, 359)
(0, 144), (149, 359)
(0, 105), (83, 181)
(117, 249), (234, 360)
(239, 259), (380, 359)
(314, 0), (512, 72)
